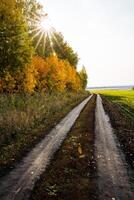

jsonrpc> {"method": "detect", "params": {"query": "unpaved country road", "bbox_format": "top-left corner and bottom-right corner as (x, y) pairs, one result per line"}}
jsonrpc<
(95, 95), (134, 200)
(0, 95), (93, 200)
(30, 94), (134, 200)
(0, 94), (134, 200)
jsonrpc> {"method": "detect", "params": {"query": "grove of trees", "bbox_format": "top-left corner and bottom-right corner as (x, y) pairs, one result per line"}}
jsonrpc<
(0, 0), (88, 93)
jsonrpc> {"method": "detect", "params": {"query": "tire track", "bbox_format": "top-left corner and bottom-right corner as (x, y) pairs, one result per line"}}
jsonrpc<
(95, 94), (134, 200)
(0, 95), (93, 200)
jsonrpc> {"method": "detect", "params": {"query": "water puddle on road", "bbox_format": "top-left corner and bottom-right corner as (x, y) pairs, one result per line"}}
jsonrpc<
(0, 95), (93, 200)
(95, 94), (134, 200)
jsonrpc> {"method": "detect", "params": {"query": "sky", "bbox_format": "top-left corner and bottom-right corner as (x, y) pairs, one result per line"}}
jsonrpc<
(38, 0), (134, 87)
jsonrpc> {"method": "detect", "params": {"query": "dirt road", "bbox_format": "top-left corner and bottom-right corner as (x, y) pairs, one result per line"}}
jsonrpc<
(0, 94), (134, 200)
(30, 94), (97, 200)
(0, 95), (92, 200)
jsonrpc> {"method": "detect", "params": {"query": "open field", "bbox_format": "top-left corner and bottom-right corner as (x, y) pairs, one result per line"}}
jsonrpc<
(93, 90), (134, 120)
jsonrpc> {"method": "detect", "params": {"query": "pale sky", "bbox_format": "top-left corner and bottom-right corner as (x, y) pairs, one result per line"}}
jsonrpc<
(39, 0), (134, 87)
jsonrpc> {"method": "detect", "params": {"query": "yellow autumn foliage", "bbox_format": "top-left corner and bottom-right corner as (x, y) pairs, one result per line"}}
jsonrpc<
(23, 64), (38, 93)
(0, 55), (86, 93)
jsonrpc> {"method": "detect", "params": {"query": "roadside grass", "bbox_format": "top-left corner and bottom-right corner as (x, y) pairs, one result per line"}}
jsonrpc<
(0, 91), (89, 174)
(93, 90), (134, 120)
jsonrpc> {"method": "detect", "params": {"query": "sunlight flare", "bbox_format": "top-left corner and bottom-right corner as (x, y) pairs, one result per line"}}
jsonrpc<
(38, 17), (52, 33)
(30, 14), (56, 54)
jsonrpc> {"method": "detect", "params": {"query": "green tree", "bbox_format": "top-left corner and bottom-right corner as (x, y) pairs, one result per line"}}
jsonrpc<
(33, 33), (53, 58)
(21, 1), (79, 68)
(52, 32), (79, 68)
(0, 0), (33, 74)
(33, 30), (79, 68)
(79, 66), (88, 89)
(22, 0), (43, 27)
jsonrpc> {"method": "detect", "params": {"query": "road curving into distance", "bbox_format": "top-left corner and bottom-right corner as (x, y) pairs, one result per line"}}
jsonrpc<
(0, 95), (93, 200)
(95, 94), (134, 200)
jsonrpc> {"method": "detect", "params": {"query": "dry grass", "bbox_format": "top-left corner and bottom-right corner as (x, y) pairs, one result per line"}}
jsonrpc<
(0, 91), (89, 173)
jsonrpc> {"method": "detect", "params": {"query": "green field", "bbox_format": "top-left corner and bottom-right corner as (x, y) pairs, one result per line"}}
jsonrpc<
(94, 90), (134, 120)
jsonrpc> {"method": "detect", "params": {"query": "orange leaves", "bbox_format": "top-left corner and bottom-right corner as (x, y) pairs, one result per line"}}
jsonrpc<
(24, 55), (84, 92)
(62, 61), (82, 91)
(44, 56), (67, 91)
(23, 64), (38, 93)
(32, 56), (49, 76)
(0, 55), (86, 93)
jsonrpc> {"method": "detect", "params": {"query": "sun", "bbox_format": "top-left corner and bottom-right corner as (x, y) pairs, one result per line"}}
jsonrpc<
(30, 13), (58, 55)
(38, 16), (52, 33)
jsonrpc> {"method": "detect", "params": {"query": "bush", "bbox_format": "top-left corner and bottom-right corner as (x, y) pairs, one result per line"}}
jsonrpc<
(0, 55), (85, 93)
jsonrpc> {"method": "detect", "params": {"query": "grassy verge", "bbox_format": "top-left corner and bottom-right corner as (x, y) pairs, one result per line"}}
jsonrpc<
(30, 95), (97, 200)
(0, 91), (89, 175)
(93, 90), (134, 120)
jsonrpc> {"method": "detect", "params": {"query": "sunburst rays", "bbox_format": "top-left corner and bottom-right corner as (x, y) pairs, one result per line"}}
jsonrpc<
(29, 13), (58, 56)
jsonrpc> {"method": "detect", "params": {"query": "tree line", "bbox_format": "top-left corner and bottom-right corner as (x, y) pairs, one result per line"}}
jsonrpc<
(0, 0), (88, 93)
